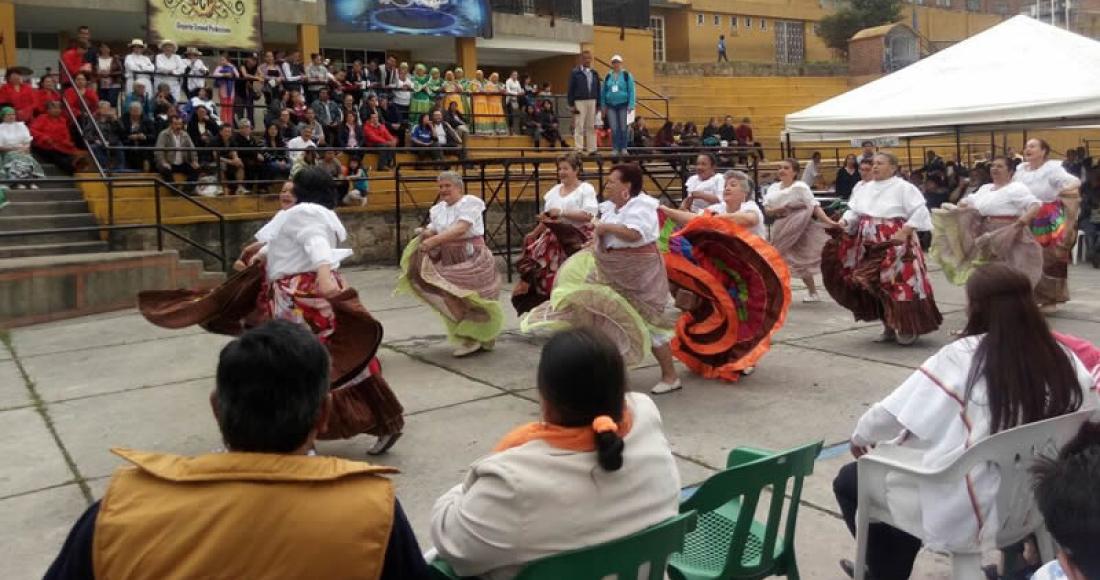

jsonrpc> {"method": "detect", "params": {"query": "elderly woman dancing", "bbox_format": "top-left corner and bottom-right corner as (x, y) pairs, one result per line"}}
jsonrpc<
(512, 153), (599, 314)
(1013, 138), (1081, 312)
(931, 155), (1043, 287)
(138, 168), (405, 455)
(764, 157), (839, 302)
(398, 171), (503, 358)
(658, 170), (791, 382)
(822, 153), (942, 346)
(523, 163), (681, 394)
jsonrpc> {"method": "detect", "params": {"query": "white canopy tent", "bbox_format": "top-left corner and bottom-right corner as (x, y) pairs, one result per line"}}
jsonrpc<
(783, 16), (1100, 143)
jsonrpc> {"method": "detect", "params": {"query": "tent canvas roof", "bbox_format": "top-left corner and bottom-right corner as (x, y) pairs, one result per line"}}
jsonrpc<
(784, 16), (1100, 141)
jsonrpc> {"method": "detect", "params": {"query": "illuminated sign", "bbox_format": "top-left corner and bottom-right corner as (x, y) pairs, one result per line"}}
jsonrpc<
(327, 0), (492, 37)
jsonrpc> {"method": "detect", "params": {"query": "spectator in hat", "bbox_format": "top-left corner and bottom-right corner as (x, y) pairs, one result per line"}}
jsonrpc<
(154, 40), (186, 101)
(124, 39), (155, 97)
(601, 54), (635, 157)
(183, 47), (208, 100)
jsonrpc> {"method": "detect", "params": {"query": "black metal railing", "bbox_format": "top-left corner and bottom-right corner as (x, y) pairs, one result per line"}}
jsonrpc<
(490, 0), (583, 21)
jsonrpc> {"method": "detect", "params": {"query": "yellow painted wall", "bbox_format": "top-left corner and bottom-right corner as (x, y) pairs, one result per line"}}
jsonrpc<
(591, 26), (656, 86)
(902, 6), (1007, 45)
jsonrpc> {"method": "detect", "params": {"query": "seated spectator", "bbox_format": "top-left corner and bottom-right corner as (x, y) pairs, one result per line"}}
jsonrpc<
(151, 102), (173, 137)
(362, 111), (397, 171)
(44, 320), (430, 580)
(288, 90), (309, 124)
(629, 116), (651, 151)
(318, 148), (345, 185)
(378, 94), (406, 147)
(832, 264), (1097, 580)
(410, 113), (440, 161)
(123, 82), (153, 121)
(153, 82), (176, 110)
(34, 74), (62, 117)
(0, 68), (38, 123)
(734, 117), (765, 161)
(344, 156), (369, 206)
(212, 124), (243, 194)
(531, 99), (566, 149)
(341, 93), (362, 126)
(654, 121), (675, 149)
(287, 126), (316, 164)
(187, 105), (220, 166)
(232, 119), (262, 193)
(29, 101), (79, 174)
(336, 110), (365, 155)
(82, 101), (126, 172)
(189, 87), (219, 124)
(261, 123), (291, 183)
(718, 115), (737, 145)
(444, 101), (469, 143)
(430, 109), (462, 154)
(121, 101), (155, 171)
(63, 72), (99, 123)
(311, 86), (341, 144)
(297, 108), (325, 146)
(273, 108), (299, 141)
(431, 328), (681, 579)
(701, 117), (720, 147)
(0, 106), (45, 187)
(290, 145), (317, 178)
(1030, 422), (1100, 580)
(154, 115), (200, 186)
(680, 121), (700, 147)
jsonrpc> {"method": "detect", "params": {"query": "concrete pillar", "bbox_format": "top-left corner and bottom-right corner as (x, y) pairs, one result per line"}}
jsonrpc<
(455, 37), (477, 73)
(0, 2), (16, 71)
(297, 24), (320, 57)
(581, 0), (594, 25)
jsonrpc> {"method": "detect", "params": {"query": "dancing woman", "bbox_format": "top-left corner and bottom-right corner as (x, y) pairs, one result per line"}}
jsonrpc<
(138, 168), (405, 455)
(931, 156), (1043, 287)
(1013, 138), (1081, 311)
(522, 164), (681, 394)
(763, 158), (839, 302)
(822, 153), (942, 346)
(512, 153), (599, 314)
(397, 171), (503, 358)
(659, 170), (790, 382)
(679, 152), (725, 213)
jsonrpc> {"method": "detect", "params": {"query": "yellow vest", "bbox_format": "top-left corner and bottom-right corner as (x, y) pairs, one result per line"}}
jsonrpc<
(93, 448), (398, 580)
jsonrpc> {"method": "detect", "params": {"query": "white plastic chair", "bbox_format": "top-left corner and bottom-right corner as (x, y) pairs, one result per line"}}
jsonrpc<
(853, 409), (1094, 580)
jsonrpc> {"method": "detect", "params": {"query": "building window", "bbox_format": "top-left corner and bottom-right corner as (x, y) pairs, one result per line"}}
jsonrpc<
(731, 16), (737, 28)
(714, 14), (720, 25)
(936, 0), (951, 6)
(760, 18), (767, 31)
(651, 15), (666, 62)
(812, 22), (820, 35)
(994, 0), (1008, 13)
(697, 13), (704, 25)
(745, 17), (753, 28)
(966, 0), (981, 9)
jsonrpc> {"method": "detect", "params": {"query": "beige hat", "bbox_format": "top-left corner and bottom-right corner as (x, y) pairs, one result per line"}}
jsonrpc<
(610, 54), (624, 63)
(159, 39), (176, 49)
(185, 47), (202, 56)
(129, 39), (146, 48)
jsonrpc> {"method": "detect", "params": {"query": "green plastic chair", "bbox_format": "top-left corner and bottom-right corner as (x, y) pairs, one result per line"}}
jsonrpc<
(668, 441), (824, 580)
(431, 510), (698, 580)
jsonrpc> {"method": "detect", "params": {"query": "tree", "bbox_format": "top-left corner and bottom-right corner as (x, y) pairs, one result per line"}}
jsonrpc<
(817, 0), (903, 55)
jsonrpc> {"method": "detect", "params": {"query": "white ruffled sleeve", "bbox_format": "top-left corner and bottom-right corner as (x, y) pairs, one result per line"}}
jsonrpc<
(1045, 160), (1081, 193)
(578, 183), (599, 217)
(456, 195), (486, 225)
(254, 209), (289, 243)
(793, 182), (819, 206)
(901, 182), (933, 231)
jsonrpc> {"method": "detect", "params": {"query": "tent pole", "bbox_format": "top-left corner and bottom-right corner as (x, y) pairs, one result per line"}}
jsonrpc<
(785, 132), (792, 159)
(954, 127), (962, 165)
(990, 131), (995, 156)
(906, 137), (913, 172)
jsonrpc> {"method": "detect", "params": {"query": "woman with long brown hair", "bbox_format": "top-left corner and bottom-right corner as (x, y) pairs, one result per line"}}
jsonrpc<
(512, 153), (598, 314)
(1012, 138), (1081, 312)
(832, 263), (1096, 580)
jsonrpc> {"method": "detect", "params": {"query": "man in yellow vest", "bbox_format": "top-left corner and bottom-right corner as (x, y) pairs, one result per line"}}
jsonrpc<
(45, 320), (430, 580)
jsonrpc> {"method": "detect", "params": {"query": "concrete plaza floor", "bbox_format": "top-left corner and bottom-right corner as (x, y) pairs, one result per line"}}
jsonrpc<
(2, 262), (1098, 579)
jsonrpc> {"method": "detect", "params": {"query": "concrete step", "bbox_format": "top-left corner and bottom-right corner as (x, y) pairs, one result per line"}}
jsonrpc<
(5, 188), (85, 203)
(0, 213), (100, 232)
(1, 200), (90, 216)
(0, 240), (110, 259)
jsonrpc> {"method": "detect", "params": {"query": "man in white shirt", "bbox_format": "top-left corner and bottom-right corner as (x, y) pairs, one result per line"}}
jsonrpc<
(505, 71), (523, 135)
(287, 126), (316, 163)
(801, 151), (821, 189)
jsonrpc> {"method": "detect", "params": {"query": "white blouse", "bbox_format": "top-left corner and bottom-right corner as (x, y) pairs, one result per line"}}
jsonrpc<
(154, 53), (186, 98)
(0, 122), (33, 149)
(685, 172), (725, 212)
(763, 180), (818, 210)
(1012, 159), (1080, 203)
(255, 203), (353, 281)
(429, 195), (485, 238)
(124, 54), (155, 95)
(842, 177), (932, 232)
(963, 182), (1040, 217)
(543, 182), (598, 226)
(599, 194), (659, 249)
(706, 200), (767, 239)
(852, 335), (1096, 551)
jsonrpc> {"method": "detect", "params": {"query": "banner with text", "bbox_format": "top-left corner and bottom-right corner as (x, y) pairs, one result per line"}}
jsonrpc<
(147, 0), (263, 51)
(327, 0), (492, 38)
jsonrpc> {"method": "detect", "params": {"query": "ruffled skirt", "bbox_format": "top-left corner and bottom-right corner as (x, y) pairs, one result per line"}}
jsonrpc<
(511, 220), (594, 315)
(931, 205), (1043, 287)
(768, 206), (828, 278)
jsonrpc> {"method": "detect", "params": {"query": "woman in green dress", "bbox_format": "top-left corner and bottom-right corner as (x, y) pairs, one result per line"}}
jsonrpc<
(409, 63), (433, 119)
(427, 67), (444, 111)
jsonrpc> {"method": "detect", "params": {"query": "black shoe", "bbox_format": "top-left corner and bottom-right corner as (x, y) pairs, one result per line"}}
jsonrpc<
(367, 432), (402, 456)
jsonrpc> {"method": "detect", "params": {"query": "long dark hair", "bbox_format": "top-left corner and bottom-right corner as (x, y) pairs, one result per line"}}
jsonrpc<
(292, 166), (336, 209)
(962, 264), (1082, 433)
(537, 328), (627, 471)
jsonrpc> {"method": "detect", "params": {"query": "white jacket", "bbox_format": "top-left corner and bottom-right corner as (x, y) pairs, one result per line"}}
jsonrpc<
(431, 392), (681, 580)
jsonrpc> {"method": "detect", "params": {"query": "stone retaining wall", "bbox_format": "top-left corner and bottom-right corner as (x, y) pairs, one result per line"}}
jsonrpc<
(656, 61), (849, 77)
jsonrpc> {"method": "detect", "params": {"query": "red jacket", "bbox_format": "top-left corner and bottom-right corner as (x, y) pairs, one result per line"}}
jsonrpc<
(63, 87), (99, 118)
(30, 114), (79, 155)
(0, 83), (37, 123)
(734, 123), (754, 145)
(62, 48), (90, 79)
(362, 122), (395, 145)
(35, 88), (62, 116)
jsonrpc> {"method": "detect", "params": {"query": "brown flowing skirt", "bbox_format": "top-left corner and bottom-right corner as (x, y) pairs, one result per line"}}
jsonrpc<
(512, 220), (593, 315)
(137, 263), (404, 440)
(402, 237), (503, 344)
(769, 205), (828, 278)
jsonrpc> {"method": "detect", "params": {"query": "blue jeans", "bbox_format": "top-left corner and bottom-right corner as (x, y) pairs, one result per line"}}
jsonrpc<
(607, 104), (630, 153)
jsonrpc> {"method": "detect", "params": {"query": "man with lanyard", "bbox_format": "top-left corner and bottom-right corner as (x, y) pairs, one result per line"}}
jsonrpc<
(567, 50), (600, 155)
